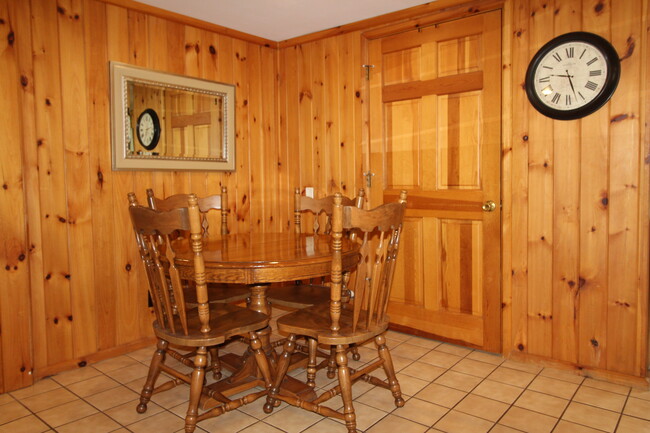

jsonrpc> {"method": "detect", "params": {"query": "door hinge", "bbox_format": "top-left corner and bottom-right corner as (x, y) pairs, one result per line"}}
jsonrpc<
(363, 171), (375, 188)
(362, 64), (375, 80)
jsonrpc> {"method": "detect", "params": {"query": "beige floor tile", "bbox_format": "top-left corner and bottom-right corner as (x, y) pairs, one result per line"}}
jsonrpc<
(386, 330), (411, 342)
(434, 409), (493, 433)
(395, 373), (430, 397)
(331, 401), (389, 431)
(104, 363), (151, 384)
(465, 350), (504, 366)
(0, 400), (30, 424)
(104, 399), (164, 425)
(562, 401), (619, 432)
(52, 366), (103, 387)
(527, 376), (580, 400)
(149, 384), (190, 409)
(10, 379), (61, 401)
(391, 343), (435, 361)
(572, 385), (627, 412)
(414, 383), (466, 408)
(514, 390), (569, 418)
(19, 387), (78, 413)
(367, 413), (428, 433)
(37, 399), (98, 427)
(435, 344), (472, 357)
(127, 410), (186, 433)
(400, 362), (447, 382)
(0, 414), (50, 433)
(126, 346), (156, 363)
(617, 415), (650, 433)
(487, 366), (536, 388)
(501, 359), (543, 374)
(0, 393), (13, 405)
(539, 368), (584, 385)
(581, 378), (630, 395)
(499, 406), (558, 433)
(419, 351), (462, 369)
(355, 385), (408, 412)
(301, 418), (350, 433)
(180, 405), (258, 432)
(66, 375), (120, 398)
(630, 388), (650, 401)
(93, 355), (141, 373)
(455, 394), (509, 422)
(264, 404), (326, 433)
(393, 397), (448, 426)
(434, 370), (482, 392)
(552, 420), (603, 433)
(55, 412), (120, 433)
(471, 379), (524, 404)
(623, 396), (650, 420)
(84, 385), (140, 411)
(405, 336), (442, 350)
(488, 425), (521, 433)
(451, 358), (497, 378)
(239, 421), (287, 433)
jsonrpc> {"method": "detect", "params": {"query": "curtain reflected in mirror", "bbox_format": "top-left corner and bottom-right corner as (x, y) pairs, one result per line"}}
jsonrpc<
(111, 62), (235, 171)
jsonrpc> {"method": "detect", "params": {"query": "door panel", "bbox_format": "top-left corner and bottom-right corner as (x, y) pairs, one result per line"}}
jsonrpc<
(369, 11), (501, 351)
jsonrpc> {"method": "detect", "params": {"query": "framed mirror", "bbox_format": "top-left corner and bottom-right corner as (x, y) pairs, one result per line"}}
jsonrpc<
(110, 61), (235, 171)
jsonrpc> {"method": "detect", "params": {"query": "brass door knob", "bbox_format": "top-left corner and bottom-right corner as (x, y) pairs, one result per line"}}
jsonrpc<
(482, 200), (497, 212)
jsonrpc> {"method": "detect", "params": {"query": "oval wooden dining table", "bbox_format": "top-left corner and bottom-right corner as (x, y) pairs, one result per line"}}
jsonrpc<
(172, 232), (360, 405)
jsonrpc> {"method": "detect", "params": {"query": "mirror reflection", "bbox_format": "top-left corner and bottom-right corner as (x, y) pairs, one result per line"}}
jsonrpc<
(127, 82), (225, 159)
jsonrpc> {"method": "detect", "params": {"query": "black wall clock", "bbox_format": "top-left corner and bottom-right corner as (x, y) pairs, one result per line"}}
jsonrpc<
(136, 108), (161, 150)
(525, 32), (620, 120)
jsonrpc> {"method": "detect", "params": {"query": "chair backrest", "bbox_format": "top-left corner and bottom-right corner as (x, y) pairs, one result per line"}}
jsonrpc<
(146, 186), (229, 237)
(128, 192), (211, 337)
(294, 187), (365, 235)
(330, 191), (407, 334)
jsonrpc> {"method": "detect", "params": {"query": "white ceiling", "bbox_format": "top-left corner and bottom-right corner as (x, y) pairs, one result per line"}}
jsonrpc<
(135, 0), (435, 41)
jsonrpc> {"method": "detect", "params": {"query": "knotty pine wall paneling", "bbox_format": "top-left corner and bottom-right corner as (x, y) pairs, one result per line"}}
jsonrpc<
(507, 0), (649, 382)
(0, 0), (283, 392)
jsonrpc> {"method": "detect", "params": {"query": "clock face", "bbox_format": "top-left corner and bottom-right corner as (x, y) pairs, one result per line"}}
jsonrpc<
(525, 32), (620, 120)
(136, 109), (161, 150)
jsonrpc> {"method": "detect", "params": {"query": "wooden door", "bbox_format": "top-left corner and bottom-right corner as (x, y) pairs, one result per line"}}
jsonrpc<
(368, 11), (502, 352)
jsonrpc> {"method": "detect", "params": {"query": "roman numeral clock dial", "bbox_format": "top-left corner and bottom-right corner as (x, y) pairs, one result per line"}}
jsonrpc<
(525, 32), (620, 120)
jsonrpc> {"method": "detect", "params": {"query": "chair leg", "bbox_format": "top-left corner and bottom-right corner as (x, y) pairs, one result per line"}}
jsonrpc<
(326, 346), (337, 379)
(306, 338), (318, 387)
(336, 345), (357, 433)
(185, 346), (207, 433)
(137, 339), (167, 414)
(249, 331), (272, 388)
(208, 346), (222, 380)
(264, 334), (296, 414)
(375, 334), (405, 408)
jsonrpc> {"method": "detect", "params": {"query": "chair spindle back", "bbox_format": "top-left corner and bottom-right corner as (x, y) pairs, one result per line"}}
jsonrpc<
(294, 187), (365, 235)
(330, 191), (407, 334)
(147, 186), (229, 238)
(128, 193), (210, 337)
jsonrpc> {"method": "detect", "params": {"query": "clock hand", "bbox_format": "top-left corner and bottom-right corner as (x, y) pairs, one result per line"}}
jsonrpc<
(565, 69), (577, 97)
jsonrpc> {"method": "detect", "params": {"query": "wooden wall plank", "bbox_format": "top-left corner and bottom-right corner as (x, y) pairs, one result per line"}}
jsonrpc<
(57, 0), (99, 359)
(551, 0), (580, 364)
(0, 0), (34, 392)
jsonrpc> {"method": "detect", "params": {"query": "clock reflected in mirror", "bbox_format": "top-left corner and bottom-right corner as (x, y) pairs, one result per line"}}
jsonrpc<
(525, 32), (620, 120)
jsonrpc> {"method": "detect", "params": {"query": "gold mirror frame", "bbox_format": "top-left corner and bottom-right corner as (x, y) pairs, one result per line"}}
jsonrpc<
(110, 61), (235, 171)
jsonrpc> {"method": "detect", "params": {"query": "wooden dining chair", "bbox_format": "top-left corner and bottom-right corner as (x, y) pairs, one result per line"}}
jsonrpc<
(266, 187), (365, 308)
(146, 187), (249, 305)
(128, 193), (272, 433)
(264, 191), (408, 433)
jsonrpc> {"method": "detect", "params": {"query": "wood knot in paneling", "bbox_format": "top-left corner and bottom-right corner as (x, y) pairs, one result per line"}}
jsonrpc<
(620, 37), (635, 61)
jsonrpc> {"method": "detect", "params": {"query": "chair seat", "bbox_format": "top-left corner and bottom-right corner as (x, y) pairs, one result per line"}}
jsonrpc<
(266, 283), (329, 308)
(275, 302), (389, 346)
(152, 303), (269, 347)
(184, 283), (250, 304)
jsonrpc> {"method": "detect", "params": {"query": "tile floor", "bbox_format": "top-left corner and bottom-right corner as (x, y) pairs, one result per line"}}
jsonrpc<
(2, 310), (650, 433)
